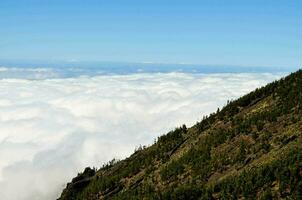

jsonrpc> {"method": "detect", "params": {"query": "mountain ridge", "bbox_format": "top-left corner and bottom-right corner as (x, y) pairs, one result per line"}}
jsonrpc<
(59, 69), (302, 200)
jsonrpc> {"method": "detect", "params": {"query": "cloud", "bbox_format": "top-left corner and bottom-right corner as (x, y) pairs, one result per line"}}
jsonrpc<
(0, 67), (60, 80)
(0, 72), (284, 199)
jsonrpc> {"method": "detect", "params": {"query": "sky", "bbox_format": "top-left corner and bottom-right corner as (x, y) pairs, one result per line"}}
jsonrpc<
(0, 0), (301, 67)
(0, 1), (300, 199)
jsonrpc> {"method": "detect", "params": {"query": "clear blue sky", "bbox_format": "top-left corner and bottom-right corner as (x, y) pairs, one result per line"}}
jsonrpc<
(0, 0), (301, 67)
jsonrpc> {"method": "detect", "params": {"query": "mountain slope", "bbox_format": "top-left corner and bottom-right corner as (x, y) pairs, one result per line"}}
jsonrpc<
(59, 70), (302, 200)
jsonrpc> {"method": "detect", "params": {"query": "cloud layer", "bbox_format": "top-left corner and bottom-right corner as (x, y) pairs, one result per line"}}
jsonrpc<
(0, 72), (284, 199)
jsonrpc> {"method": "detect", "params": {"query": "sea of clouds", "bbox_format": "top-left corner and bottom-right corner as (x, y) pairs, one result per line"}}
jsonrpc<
(0, 69), (285, 200)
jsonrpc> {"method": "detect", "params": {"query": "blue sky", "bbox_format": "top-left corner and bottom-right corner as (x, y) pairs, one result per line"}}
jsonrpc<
(0, 0), (301, 67)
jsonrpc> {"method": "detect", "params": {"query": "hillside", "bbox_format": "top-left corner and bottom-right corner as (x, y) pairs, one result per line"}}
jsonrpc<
(59, 70), (302, 200)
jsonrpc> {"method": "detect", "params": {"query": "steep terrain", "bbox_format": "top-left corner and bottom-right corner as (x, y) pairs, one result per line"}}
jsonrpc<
(59, 70), (302, 200)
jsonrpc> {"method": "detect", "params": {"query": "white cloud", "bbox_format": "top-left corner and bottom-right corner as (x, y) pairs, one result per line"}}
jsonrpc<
(0, 72), (285, 199)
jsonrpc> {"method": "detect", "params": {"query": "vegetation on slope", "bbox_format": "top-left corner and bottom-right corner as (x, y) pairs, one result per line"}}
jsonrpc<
(59, 70), (302, 200)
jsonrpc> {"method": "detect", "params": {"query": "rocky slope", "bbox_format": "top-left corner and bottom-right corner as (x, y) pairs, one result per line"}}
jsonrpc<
(59, 70), (302, 200)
